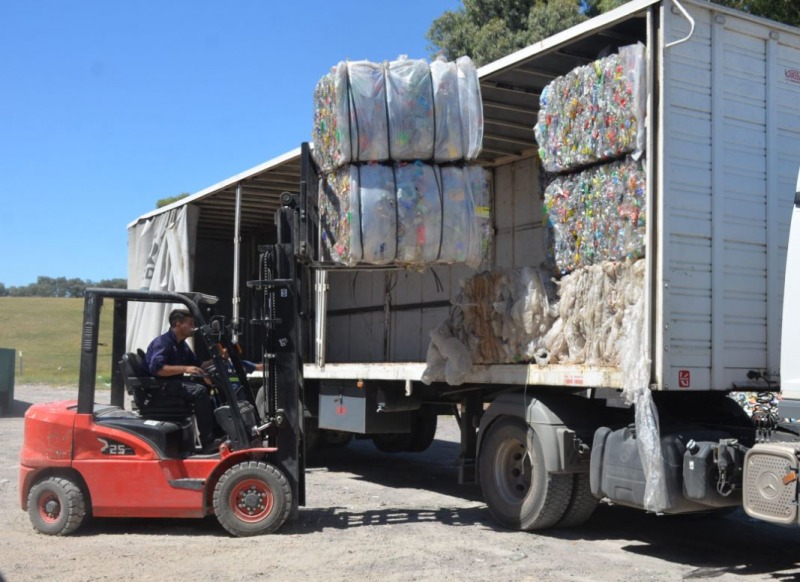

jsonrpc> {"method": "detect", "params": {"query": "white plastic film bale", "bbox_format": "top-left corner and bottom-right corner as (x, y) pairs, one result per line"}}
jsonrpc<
(426, 260), (645, 374)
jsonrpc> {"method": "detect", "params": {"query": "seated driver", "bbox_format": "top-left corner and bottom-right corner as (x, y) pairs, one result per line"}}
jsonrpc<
(145, 308), (218, 451)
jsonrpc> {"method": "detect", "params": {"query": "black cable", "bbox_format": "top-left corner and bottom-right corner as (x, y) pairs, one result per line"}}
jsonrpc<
(434, 165), (444, 262)
(356, 165), (365, 263)
(345, 63), (358, 162)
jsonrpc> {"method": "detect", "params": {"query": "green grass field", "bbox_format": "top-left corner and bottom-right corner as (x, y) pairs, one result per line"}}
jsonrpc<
(0, 297), (114, 385)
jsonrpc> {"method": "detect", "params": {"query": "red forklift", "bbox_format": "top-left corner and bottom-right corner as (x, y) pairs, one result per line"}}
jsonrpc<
(19, 268), (306, 536)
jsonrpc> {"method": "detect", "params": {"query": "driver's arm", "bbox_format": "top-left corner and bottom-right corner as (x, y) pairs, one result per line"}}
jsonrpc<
(155, 364), (205, 377)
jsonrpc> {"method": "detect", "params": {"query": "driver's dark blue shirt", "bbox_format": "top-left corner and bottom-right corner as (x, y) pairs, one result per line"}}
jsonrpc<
(145, 329), (202, 376)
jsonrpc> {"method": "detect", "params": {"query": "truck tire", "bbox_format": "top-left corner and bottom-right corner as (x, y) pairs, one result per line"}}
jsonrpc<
(479, 417), (573, 530)
(27, 476), (87, 536)
(372, 411), (437, 453)
(372, 432), (412, 453)
(556, 473), (598, 528)
(320, 430), (352, 448)
(213, 461), (291, 536)
(406, 411), (438, 452)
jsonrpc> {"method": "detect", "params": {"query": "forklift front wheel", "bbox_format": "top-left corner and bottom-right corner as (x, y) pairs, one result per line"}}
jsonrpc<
(27, 476), (87, 536)
(213, 461), (292, 536)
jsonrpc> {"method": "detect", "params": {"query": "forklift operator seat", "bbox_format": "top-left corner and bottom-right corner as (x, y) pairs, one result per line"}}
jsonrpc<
(119, 351), (193, 422)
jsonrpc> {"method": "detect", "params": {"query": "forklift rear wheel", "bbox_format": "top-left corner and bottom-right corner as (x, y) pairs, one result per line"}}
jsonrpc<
(27, 476), (87, 536)
(213, 461), (292, 536)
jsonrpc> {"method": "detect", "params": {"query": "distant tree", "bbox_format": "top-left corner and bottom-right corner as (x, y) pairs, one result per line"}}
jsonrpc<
(95, 278), (127, 290)
(65, 277), (86, 298)
(0, 277), (127, 298)
(525, 0), (590, 44)
(156, 193), (190, 209)
(427, 0), (587, 65)
(584, 0), (800, 26)
(429, 0), (800, 65)
(582, 0), (624, 16)
(713, 0), (800, 27)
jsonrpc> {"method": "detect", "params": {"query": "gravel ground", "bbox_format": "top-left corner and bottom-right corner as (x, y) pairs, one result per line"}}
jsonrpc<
(2, 384), (800, 581)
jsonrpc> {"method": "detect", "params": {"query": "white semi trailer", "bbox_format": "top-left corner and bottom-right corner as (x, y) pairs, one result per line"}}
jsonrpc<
(128, 0), (800, 530)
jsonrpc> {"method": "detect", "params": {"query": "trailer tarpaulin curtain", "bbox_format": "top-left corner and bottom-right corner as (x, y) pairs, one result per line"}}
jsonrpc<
(126, 205), (199, 353)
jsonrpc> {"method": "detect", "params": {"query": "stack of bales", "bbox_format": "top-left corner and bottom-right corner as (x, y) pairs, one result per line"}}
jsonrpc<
(423, 44), (649, 383)
(313, 56), (491, 269)
(536, 43), (647, 274)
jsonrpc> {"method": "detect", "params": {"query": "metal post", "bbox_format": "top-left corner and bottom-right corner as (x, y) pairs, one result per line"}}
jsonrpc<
(232, 182), (243, 343)
(458, 394), (480, 484)
(110, 299), (127, 408)
(315, 269), (328, 367)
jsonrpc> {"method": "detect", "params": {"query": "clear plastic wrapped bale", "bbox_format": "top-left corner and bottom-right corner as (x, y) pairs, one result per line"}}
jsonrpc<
(544, 157), (646, 274)
(534, 43), (646, 173)
(430, 59), (464, 161)
(319, 164), (396, 266)
(320, 163), (491, 269)
(395, 162), (442, 266)
(456, 56), (484, 160)
(313, 56), (484, 171)
(313, 61), (389, 172)
(387, 58), (435, 160)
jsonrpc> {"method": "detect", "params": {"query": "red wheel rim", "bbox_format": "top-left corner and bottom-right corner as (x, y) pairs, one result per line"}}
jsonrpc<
(37, 492), (61, 524)
(229, 478), (274, 523)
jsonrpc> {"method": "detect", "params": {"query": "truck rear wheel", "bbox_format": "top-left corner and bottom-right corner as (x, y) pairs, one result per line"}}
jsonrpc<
(27, 476), (87, 536)
(406, 411), (437, 452)
(479, 417), (573, 530)
(556, 473), (598, 528)
(372, 411), (437, 453)
(213, 461), (291, 536)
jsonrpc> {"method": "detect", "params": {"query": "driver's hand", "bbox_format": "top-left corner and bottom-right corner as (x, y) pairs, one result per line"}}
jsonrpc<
(185, 366), (205, 376)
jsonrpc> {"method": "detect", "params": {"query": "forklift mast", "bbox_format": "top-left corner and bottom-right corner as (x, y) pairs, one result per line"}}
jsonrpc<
(247, 144), (319, 511)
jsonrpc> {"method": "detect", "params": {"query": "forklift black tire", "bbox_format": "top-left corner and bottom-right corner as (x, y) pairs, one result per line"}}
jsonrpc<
(27, 476), (87, 536)
(479, 417), (573, 531)
(213, 461), (291, 537)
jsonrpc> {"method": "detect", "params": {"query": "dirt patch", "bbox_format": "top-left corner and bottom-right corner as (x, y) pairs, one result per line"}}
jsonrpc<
(2, 384), (800, 581)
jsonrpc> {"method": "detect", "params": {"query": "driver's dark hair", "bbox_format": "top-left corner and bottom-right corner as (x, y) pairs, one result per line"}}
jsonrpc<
(169, 308), (192, 328)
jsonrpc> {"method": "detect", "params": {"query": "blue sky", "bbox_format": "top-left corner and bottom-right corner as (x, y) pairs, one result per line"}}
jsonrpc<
(0, 0), (460, 287)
